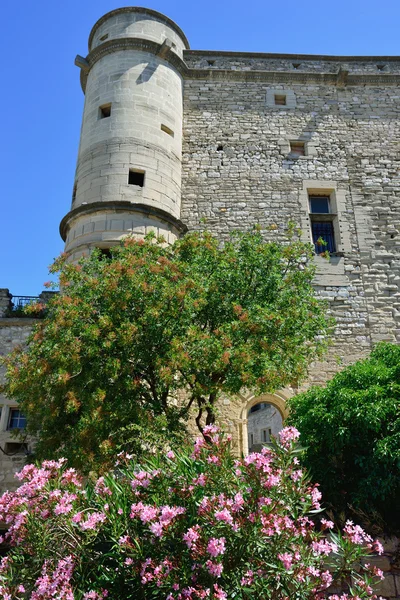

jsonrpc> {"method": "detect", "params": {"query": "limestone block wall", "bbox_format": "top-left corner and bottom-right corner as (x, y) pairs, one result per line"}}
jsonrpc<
(181, 62), (400, 388)
(62, 7), (189, 260)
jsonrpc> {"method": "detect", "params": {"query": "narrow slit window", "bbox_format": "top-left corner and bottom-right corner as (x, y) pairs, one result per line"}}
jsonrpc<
(262, 428), (272, 443)
(128, 170), (145, 187)
(99, 104), (111, 119)
(161, 124), (174, 137)
(274, 94), (287, 106)
(290, 141), (305, 156)
(99, 34), (109, 42)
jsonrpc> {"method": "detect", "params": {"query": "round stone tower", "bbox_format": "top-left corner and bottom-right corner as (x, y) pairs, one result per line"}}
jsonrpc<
(60, 7), (189, 259)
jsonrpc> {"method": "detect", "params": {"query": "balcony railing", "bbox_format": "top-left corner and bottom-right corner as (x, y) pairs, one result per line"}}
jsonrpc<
(11, 296), (40, 309)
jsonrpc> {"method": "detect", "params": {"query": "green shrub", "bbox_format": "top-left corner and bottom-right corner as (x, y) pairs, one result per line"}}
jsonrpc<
(288, 342), (400, 532)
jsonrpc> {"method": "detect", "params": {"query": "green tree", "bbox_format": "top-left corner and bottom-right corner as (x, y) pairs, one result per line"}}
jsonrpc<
(2, 229), (330, 472)
(288, 342), (400, 532)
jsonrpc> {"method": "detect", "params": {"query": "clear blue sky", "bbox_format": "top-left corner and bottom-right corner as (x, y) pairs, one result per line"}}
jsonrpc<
(2, 0), (399, 296)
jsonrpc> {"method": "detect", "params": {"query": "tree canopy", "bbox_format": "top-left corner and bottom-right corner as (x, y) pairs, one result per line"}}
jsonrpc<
(288, 342), (400, 532)
(2, 229), (331, 472)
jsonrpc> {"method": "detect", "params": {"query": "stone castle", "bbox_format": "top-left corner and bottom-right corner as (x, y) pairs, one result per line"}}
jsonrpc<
(1, 7), (400, 487)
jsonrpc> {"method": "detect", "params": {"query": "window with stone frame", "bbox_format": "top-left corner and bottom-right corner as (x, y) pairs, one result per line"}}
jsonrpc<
(309, 195), (337, 254)
(8, 408), (27, 430)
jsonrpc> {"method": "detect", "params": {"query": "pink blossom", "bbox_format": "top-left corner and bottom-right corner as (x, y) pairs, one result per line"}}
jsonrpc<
(321, 518), (334, 530)
(79, 512), (106, 531)
(213, 584), (227, 599)
(279, 426), (300, 448)
(166, 451), (175, 459)
(343, 521), (372, 545)
(311, 539), (338, 556)
(207, 537), (226, 558)
(214, 508), (233, 526)
(94, 477), (112, 497)
(206, 560), (223, 577)
(278, 552), (293, 570)
(183, 526), (200, 549)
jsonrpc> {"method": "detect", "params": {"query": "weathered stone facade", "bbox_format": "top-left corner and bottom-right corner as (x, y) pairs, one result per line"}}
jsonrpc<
(1, 8), (400, 508)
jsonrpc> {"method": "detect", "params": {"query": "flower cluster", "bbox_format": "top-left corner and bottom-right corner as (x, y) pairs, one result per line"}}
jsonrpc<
(0, 427), (385, 600)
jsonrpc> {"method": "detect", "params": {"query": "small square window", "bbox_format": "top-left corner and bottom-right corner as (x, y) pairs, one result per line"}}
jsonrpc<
(5, 442), (28, 455)
(274, 94), (287, 106)
(309, 196), (331, 214)
(290, 141), (306, 157)
(8, 409), (26, 430)
(128, 170), (145, 187)
(99, 104), (111, 119)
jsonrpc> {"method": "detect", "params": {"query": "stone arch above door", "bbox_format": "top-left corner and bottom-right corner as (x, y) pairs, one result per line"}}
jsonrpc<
(238, 391), (291, 456)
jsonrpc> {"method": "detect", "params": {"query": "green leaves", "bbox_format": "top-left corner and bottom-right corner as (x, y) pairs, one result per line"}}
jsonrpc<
(288, 342), (400, 533)
(2, 230), (331, 473)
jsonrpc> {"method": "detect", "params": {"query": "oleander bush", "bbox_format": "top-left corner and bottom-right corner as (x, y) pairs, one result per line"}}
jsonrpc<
(0, 427), (384, 600)
(288, 342), (400, 533)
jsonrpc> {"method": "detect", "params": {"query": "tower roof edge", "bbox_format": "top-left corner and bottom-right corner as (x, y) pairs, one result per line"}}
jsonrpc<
(88, 6), (190, 52)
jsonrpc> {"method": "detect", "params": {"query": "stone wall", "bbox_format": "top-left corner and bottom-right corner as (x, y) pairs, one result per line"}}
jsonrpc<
(0, 313), (34, 490)
(180, 63), (400, 395)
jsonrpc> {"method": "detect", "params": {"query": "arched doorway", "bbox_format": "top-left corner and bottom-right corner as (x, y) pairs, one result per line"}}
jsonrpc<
(247, 402), (283, 452)
(239, 393), (290, 455)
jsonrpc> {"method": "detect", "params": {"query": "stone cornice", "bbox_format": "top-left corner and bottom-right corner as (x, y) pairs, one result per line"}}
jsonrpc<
(78, 37), (400, 92)
(60, 201), (188, 241)
(88, 7), (190, 52)
(184, 49), (400, 62)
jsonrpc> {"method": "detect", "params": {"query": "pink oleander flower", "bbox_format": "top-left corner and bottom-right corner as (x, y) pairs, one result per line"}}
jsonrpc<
(279, 426), (300, 448)
(321, 518), (334, 530)
(94, 477), (112, 497)
(320, 570), (333, 589)
(214, 508), (233, 526)
(207, 537), (226, 558)
(343, 521), (373, 545)
(278, 552), (293, 570)
(240, 570), (254, 586)
(311, 539), (338, 556)
(206, 560), (223, 577)
(213, 584), (227, 599)
(183, 525), (201, 549)
(192, 473), (207, 487)
(79, 511), (106, 531)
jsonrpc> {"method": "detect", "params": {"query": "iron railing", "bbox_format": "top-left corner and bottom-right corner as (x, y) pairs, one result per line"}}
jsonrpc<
(11, 296), (40, 309)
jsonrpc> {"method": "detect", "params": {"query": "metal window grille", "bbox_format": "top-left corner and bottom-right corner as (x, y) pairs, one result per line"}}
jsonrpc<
(312, 221), (336, 253)
(8, 409), (27, 430)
